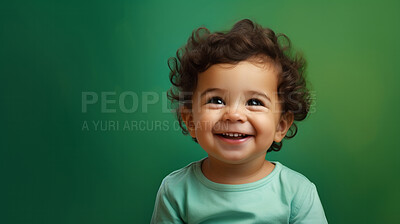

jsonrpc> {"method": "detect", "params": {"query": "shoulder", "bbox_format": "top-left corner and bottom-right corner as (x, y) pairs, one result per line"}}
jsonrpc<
(152, 162), (202, 224)
(273, 162), (316, 204)
(274, 162), (324, 217)
(275, 162), (314, 191)
(160, 160), (200, 192)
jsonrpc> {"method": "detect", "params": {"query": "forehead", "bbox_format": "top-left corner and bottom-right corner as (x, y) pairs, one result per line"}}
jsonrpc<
(195, 60), (281, 96)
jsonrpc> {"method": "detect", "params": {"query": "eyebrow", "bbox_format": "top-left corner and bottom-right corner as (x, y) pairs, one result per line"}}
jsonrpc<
(200, 88), (225, 98)
(200, 88), (271, 103)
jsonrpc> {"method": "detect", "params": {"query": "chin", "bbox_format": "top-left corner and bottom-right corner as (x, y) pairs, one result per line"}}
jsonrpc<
(217, 155), (253, 165)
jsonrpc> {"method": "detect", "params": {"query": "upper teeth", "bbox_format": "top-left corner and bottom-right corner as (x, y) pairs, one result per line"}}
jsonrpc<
(222, 133), (244, 137)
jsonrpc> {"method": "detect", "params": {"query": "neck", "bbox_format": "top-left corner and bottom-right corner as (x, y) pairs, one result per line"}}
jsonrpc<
(201, 155), (275, 184)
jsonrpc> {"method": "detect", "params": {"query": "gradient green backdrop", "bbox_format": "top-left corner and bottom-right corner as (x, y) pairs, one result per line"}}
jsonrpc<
(1, 0), (399, 223)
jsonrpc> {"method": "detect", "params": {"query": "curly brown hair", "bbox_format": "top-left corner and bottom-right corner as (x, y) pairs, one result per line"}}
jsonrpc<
(167, 19), (311, 152)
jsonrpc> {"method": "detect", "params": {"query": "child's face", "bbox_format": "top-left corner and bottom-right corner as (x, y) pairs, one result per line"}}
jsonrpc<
(182, 59), (293, 165)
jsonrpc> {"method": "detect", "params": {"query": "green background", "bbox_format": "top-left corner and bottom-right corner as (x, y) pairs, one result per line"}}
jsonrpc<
(1, 0), (399, 223)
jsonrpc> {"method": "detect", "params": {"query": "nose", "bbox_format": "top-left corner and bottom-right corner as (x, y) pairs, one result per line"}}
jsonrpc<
(222, 106), (247, 123)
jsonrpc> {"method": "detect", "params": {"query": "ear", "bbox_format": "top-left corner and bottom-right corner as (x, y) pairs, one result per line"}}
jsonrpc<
(181, 107), (196, 138)
(274, 112), (294, 142)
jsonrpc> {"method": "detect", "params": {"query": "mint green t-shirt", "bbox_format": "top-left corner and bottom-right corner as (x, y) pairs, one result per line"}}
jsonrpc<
(151, 159), (328, 224)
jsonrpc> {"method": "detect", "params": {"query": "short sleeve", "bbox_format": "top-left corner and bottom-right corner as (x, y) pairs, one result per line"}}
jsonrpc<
(290, 183), (328, 224)
(150, 180), (184, 224)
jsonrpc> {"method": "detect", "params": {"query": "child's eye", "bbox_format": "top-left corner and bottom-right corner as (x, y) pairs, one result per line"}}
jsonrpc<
(247, 98), (264, 106)
(207, 96), (225, 105)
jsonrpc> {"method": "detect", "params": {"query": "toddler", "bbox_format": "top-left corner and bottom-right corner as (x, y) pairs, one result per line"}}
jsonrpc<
(151, 19), (328, 224)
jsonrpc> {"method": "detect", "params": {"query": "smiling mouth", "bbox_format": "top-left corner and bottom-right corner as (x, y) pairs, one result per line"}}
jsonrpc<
(215, 133), (253, 140)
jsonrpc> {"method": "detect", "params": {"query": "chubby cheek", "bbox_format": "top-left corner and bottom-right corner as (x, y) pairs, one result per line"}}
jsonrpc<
(197, 108), (222, 124)
(251, 115), (276, 144)
(193, 111), (219, 140)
